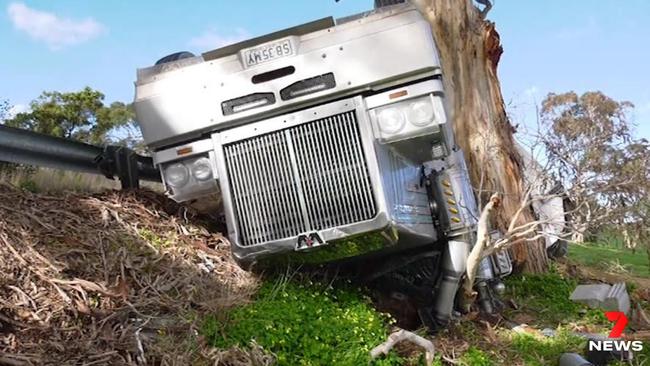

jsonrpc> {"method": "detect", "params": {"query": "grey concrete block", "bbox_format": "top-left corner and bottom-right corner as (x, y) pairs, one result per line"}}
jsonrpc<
(604, 282), (630, 315)
(569, 282), (630, 315)
(559, 353), (593, 366)
(570, 284), (612, 308)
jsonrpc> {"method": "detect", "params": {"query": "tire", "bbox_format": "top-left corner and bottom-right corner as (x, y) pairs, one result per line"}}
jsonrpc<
(155, 51), (195, 66)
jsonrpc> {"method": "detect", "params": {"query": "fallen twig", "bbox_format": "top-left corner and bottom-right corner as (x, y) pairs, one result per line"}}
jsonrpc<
(370, 329), (435, 365)
(463, 193), (501, 296)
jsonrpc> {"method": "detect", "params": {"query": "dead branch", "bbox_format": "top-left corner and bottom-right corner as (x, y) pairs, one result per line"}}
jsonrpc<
(474, 0), (492, 18)
(205, 341), (276, 366)
(463, 193), (501, 295)
(370, 329), (435, 365)
(507, 187), (533, 233)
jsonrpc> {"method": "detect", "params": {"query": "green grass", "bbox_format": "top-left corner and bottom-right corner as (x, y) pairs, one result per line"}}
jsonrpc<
(199, 270), (650, 365)
(449, 320), (593, 366)
(459, 347), (494, 365)
(201, 278), (401, 366)
(459, 267), (650, 365)
(501, 270), (650, 365)
(504, 270), (607, 328)
(568, 244), (650, 278)
(508, 329), (586, 366)
(198, 250), (649, 365)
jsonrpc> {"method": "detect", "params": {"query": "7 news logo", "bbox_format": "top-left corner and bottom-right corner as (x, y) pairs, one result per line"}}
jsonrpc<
(587, 311), (644, 352)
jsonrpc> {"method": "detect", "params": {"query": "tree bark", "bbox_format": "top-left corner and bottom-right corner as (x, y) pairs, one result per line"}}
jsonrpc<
(412, 0), (549, 272)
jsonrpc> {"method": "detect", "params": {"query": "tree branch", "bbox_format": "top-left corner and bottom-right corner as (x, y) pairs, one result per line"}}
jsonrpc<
(463, 193), (501, 295)
(370, 329), (435, 365)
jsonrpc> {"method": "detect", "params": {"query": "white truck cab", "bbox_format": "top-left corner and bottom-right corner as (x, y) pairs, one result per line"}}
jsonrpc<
(134, 2), (511, 328)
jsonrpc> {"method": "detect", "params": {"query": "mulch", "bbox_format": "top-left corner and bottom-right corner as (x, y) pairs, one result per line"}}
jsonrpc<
(0, 184), (259, 365)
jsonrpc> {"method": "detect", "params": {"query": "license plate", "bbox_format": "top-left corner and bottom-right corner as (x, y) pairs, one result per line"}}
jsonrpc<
(242, 39), (295, 68)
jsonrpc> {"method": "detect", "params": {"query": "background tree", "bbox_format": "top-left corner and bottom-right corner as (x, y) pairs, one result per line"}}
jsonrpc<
(0, 99), (15, 172)
(4, 87), (135, 145)
(464, 91), (650, 291)
(410, 0), (548, 272)
(538, 91), (649, 245)
(0, 99), (11, 121)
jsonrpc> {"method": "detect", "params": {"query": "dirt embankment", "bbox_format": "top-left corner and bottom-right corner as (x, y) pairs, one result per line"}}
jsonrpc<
(0, 184), (258, 365)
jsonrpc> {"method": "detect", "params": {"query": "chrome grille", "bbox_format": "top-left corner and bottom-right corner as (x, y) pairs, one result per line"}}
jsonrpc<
(224, 111), (376, 246)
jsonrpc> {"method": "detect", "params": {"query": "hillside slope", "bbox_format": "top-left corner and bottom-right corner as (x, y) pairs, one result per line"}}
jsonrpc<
(0, 184), (258, 365)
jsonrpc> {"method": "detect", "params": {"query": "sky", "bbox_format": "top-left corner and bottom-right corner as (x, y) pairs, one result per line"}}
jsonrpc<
(1, 0), (648, 140)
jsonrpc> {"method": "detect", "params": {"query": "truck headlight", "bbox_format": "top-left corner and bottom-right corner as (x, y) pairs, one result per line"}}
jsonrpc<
(371, 94), (443, 144)
(164, 163), (190, 188)
(155, 141), (219, 203)
(190, 157), (213, 181)
(377, 108), (406, 134)
(407, 99), (435, 126)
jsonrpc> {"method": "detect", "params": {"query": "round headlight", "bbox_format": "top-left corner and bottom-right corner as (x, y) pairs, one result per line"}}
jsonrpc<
(377, 108), (406, 134)
(191, 157), (213, 181)
(407, 99), (435, 126)
(164, 163), (189, 188)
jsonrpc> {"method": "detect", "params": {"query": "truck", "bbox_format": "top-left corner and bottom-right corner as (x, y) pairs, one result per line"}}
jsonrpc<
(133, 2), (512, 328)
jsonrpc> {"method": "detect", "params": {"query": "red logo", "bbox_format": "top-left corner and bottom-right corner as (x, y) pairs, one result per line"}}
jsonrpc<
(605, 311), (628, 338)
(588, 312), (642, 352)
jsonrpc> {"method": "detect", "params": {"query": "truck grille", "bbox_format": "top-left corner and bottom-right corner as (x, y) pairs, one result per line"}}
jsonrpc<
(224, 111), (376, 246)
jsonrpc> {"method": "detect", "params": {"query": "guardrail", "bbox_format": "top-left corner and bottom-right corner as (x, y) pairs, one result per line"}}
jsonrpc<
(0, 125), (160, 189)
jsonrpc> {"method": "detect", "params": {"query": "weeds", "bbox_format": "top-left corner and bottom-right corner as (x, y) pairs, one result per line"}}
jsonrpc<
(0, 166), (163, 193)
(202, 278), (401, 366)
(459, 347), (494, 365)
(604, 259), (633, 274)
(508, 329), (585, 366)
(504, 270), (607, 328)
(138, 227), (176, 249)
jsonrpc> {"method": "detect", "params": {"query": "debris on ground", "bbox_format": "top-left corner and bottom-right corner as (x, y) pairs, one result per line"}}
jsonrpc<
(0, 184), (258, 365)
(203, 340), (276, 366)
(370, 329), (435, 366)
(569, 282), (631, 314)
(559, 352), (593, 366)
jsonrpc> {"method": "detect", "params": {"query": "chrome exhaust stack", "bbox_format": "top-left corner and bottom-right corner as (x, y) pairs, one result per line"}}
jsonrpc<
(424, 121), (510, 324)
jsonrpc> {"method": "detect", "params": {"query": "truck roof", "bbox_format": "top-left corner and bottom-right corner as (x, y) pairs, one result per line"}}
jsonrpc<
(136, 3), (414, 83)
(134, 3), (441, 148)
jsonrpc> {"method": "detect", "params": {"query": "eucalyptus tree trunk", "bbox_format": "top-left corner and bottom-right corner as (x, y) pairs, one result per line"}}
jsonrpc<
(410, 0), (549, 273)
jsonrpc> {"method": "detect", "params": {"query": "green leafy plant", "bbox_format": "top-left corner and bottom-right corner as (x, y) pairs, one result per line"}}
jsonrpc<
(138, 228), (175, 249)
(202, 278), (401, 366)
(505, 271), (606, 327)
(459, 347), (494, 365)
(3, 87), (134, 145)
(18, 178), (38, 193)
(509, 329), (585, 366)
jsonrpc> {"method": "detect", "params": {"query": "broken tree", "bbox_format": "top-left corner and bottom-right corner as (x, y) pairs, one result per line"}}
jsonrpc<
(410, 0), (549, 273)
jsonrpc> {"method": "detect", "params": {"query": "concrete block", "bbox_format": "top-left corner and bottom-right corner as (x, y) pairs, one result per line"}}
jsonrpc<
(559, 353), (593, 366)
(603, 282), (630, 315)
(569, 282), (630, 315)
(570, 284), (612, 308)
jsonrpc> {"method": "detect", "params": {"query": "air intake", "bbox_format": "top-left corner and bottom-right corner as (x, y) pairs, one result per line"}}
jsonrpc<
(223, 111), (377, 246)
